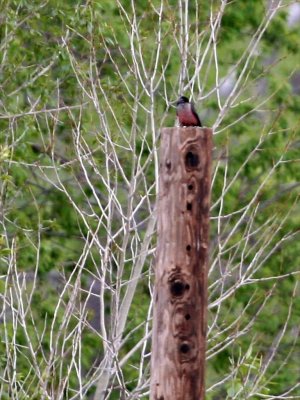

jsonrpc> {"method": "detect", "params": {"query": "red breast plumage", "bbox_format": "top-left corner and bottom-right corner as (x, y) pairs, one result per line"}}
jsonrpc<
(176, 96), (202, 127)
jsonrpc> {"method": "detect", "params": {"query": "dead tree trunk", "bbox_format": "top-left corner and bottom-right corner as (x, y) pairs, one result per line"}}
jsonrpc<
(150, 127), (212, 400)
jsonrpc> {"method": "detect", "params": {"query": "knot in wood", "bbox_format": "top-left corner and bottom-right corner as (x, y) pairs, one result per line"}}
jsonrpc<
(187, 183), (194, 191)
(177, 338), (198, 362)
(165, 160), (171, 170)
(179, 342), (190, 354)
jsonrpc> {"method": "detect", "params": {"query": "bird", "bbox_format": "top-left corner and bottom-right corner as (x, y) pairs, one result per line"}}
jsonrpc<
(176, 96), (202, 127)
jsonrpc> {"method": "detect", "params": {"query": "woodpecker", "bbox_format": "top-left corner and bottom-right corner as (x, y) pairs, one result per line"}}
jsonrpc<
(176, 96), (202, 127)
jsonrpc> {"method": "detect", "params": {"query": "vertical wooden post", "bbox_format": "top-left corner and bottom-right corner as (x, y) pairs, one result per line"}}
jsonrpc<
(150, 127), (212, 400)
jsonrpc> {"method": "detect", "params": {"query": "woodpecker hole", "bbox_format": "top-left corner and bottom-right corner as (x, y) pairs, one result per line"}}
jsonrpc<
(186, 244), (191, 251)
(170, 280), (185, 297)
(185, 284), (190, 290)
(166, 160), (171, 169)
(180, 343), (190, 354)
(187, 202), (192, 211)
(185, 314), (191, 320)
(185, 151), (199, 168)
(188, 184), (193, 191)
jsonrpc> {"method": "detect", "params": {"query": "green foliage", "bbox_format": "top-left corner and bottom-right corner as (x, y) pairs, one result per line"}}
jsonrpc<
(0, 0), (299, 398)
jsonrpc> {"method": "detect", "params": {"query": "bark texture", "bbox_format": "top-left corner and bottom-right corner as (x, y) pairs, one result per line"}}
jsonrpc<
(150, 127), (212, 400)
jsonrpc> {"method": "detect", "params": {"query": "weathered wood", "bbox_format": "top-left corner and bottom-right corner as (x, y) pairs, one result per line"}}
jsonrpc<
(150, 127), (212, 400)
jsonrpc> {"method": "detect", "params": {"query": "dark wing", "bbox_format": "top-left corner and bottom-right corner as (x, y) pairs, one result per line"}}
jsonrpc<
(191, 103), (202, 127)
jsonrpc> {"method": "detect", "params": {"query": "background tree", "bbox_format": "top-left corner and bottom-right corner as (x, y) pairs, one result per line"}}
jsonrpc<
(0, 0), (299, 399)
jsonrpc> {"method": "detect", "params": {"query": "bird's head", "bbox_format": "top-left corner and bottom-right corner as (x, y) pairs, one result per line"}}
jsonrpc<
(176, 96), (190, 106)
